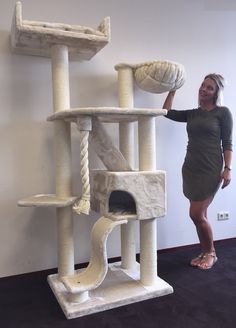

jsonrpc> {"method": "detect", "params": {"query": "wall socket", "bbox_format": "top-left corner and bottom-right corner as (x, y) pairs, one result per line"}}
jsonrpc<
(217, 211), (230, 220)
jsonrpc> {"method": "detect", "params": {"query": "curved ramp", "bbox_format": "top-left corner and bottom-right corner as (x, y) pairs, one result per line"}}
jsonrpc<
(61, 216), (127, 294)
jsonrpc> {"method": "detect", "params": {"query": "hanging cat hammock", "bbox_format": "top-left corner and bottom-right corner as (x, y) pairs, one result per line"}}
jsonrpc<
(133, 60), (186, 93)
(115, 60), (186, 94)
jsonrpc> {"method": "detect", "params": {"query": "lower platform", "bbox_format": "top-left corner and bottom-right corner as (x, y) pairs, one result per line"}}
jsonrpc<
(47, 262), (173, 319)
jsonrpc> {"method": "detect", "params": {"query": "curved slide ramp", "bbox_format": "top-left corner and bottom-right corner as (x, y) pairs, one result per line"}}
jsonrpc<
(61, 216), (127, 294)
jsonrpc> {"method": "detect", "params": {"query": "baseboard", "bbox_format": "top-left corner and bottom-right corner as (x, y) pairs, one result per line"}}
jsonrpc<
(1, 237), (235, 280)
(157, 237), (236, 254)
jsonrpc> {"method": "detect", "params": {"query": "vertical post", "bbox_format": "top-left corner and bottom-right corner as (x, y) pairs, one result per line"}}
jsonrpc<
(51, 45), (74, 277)
(138, 116), (157, 285)
(116, 64), (136, 270)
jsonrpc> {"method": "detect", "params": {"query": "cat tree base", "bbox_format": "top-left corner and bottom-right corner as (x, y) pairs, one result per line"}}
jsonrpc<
(48, 261), (173, 319)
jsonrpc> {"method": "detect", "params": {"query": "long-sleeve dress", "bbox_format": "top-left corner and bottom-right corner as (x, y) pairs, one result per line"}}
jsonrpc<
(166, 106), (233, 201)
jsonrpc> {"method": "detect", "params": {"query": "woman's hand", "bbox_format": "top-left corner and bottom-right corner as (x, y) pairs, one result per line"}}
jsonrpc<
(221, 168), (231, 189)
(162, 90), (176, 110)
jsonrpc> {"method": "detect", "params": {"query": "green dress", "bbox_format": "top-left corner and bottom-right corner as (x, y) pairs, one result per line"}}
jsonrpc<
(166, 106), (233, 201)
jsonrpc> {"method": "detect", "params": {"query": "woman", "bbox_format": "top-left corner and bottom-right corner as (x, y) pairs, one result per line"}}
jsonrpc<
(163, 73), (233, 270)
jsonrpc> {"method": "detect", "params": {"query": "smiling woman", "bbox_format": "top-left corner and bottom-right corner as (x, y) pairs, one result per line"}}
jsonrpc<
(199, 73), (225, 107)
(163, 73), (233, 270)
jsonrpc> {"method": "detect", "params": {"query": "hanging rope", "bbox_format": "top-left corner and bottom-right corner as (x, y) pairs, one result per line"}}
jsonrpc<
(73, 116), (92, 215)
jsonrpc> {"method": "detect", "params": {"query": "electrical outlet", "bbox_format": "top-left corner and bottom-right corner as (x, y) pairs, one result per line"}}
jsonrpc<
(224, 212), (230, 220)
(217, 212), (225, 220)
(217, 211), (229, 220)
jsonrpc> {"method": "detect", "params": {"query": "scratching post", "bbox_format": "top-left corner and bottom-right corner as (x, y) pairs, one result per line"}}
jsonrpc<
(117, 65), (135, 165)
(116, 64), (136, 270)
(51, 45), (74, 277)
(138, 116), (157, 285)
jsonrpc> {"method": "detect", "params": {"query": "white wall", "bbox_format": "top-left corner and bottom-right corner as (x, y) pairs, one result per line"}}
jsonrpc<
(0, 0), (235, 277)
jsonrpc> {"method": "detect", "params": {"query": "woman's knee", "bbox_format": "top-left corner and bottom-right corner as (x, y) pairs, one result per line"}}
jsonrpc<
(189, 208), (204, 224)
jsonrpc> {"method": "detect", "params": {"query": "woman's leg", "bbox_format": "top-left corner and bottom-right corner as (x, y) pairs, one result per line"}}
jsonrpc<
(189, 196), (217, 269)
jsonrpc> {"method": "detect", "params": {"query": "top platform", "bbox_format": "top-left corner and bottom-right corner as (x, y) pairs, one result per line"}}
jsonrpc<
(10, 1), (110, 60)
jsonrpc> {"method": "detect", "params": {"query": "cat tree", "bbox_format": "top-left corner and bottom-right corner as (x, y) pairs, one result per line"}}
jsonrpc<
(12, 1), (185, 319)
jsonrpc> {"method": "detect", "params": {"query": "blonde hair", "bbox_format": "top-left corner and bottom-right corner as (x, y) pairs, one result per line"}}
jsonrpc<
(204, 73), (225, 106)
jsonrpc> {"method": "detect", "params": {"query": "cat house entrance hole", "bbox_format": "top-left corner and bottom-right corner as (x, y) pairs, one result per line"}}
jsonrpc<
(109, 190), (136, 214)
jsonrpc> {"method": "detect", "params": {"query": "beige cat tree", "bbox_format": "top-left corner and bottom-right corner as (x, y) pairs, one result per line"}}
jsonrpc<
(12, 1), (185, 319)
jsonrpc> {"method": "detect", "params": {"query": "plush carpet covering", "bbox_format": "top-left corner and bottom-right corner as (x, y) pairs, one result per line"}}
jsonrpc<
(0, 239), (236, 328)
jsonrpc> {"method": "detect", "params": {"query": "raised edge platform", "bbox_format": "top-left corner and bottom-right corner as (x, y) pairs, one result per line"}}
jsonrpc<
(11, 1), (110, 60)
(48, 261), (173, 319)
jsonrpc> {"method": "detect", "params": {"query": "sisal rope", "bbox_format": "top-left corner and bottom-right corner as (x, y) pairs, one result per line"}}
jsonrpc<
(73, 117), (91, 215)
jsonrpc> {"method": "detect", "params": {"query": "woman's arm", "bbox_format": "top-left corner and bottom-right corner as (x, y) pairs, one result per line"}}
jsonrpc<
(221, 149), (233, 189)
(163, 90), (189, 122)
(221, 108), (233, 189)
(163, 90), (176, 110)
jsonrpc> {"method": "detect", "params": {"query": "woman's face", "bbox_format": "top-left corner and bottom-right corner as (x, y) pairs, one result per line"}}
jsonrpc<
(199, 77), (218, 104)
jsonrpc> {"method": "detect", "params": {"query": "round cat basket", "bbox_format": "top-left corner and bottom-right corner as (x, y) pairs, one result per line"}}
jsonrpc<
(133, 60), (186, 93)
